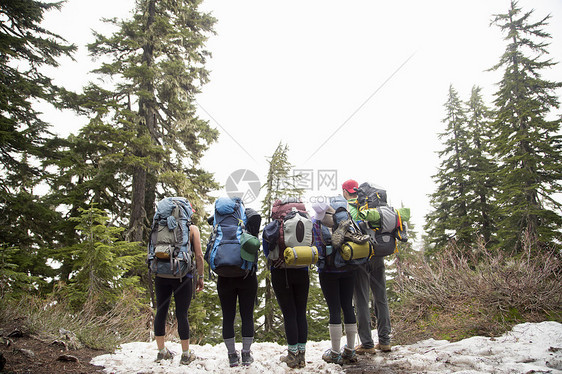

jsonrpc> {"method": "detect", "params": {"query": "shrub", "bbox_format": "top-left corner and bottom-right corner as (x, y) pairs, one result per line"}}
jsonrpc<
(391, 240), (561, 344)
(0, 288), (152, 352)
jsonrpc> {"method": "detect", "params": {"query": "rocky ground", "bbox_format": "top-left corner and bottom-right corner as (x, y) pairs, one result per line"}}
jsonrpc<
(0, 329), (106, 373)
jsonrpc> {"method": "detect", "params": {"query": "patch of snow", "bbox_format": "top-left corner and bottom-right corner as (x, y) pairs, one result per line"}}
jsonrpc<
(91, 321), (562, 373)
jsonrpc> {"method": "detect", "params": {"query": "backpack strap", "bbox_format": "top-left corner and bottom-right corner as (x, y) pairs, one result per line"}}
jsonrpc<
(277, 218), (286, 254)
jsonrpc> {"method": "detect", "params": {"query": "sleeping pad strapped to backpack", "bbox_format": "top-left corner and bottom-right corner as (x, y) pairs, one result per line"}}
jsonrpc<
(321, 196), (373, 269)
(263, 198), (318, 268)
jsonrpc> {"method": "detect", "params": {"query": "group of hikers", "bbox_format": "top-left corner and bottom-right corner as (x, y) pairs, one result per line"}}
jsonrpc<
(147, 179), (409, 368)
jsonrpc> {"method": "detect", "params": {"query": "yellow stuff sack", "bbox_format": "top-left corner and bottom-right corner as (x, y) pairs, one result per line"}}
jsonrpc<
(284, 246), (319, 266)
(340, 242), (373, 261)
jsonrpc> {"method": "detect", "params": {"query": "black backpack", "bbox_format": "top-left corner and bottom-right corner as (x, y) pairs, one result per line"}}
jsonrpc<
(353, 183), (408, 257)
(356, 182), (388, 209)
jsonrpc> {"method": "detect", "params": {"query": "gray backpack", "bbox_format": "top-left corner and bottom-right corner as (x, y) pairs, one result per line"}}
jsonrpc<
(265, 208), (317, 268)
(147, 197), (194, 279)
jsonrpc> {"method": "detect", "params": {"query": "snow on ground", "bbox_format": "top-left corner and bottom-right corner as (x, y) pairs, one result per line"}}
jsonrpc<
(91, 321), (562, 373)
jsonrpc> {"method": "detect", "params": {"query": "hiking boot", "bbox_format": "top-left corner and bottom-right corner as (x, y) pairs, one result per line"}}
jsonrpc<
(375, 343), (392, 352)
(355, 344), (377, 355)
(344, 229), (370, 244)
(322, 348), (343, 365)
(331, 219), (351, 248)
(241, 350), (253, 366)
(280, 350), (299, 368)
(180, 350), (196, 365)
(297, 350), (306, 368)
(228, 351), (240, 367)
(341, 345), (358, 364)
(155, 347), (174, 362)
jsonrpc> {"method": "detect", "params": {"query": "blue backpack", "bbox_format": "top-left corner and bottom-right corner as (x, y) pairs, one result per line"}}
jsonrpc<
(147, 197), (194, 280)
(205, 197), (258, 277)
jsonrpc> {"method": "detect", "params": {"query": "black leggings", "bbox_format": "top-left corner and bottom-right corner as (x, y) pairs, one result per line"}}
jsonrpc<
(271, 268), (309, 345)
(154, 276), (192, 340)
(217, 274), (258, 339)
(319, 271), (356, 325)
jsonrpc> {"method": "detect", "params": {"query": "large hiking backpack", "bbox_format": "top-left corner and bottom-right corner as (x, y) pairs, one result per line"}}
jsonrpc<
(330, 195), (353, 227)
(356, 182), (388, 208)
(205, 197), (258, 277)
(263, 198), (318, 268)
(352, 182), (409, 257)
(321, 197), (373, 269)
(147, 197), (195, 279)
(314, 221), (340, 271)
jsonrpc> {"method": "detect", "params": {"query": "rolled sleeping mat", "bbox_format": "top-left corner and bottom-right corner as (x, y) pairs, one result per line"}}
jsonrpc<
(284, 246), (319, 266)
(340, 241), (373, 261)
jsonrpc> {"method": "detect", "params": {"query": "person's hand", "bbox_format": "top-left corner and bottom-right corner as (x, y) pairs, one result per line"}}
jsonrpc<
(196, 276), (204, 292)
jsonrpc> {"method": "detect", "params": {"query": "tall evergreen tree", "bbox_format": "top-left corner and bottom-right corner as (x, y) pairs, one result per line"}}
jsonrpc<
(0, 0), (76, 293)
(260, 143), (304, 222)
(56, 0), (219, 244)
(424, 85), (473, 253)
(465, 86), (498, 246)
(490, 1), (562, 250)
(0, 0), (75, 181)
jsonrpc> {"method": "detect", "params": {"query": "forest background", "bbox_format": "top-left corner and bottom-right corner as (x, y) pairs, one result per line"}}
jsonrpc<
(0, 0), (561, 352)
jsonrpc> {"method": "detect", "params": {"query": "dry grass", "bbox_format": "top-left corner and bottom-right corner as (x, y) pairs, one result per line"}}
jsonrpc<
(390, 241), (561, 345)
(0, 288), (153, 351)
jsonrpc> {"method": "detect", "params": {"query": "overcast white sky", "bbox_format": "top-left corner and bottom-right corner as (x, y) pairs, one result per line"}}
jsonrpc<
(41, 0), (562, 244)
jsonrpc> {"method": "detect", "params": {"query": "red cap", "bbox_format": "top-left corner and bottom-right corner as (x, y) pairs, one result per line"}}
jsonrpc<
(342, 179), (358, 193)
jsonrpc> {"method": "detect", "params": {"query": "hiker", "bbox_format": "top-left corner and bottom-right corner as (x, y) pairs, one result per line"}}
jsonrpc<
(312, 201), (358, 365)
(206, 198), (260, 367)
(342, 179), (392, 354)
(262, 198), (313, 369)
(216, 268), (258, 367)
(152, 212), (205, 365)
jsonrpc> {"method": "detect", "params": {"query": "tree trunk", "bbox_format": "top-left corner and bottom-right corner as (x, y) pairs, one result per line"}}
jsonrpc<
(129, 0), (156, 243)
(145, 172), (157, 224)
(130, 166), (147, 242)
(264, 274), (274, 333)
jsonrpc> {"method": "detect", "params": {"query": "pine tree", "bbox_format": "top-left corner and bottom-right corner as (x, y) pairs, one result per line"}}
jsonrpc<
(0, 0), (75, 180)
(57, 206), (143, 312)
(260, 143), (304, 221)
(465, 86), (499, 246)
(60, 0), (219, 244)
(490, 1), (562, 250)
(424, 85), (473, 254)
(0, 1), (76, 294)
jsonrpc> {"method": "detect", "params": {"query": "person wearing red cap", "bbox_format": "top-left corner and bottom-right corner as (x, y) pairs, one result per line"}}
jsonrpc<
(342, 179), (359, 195)
(342, 180), (392, 354)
